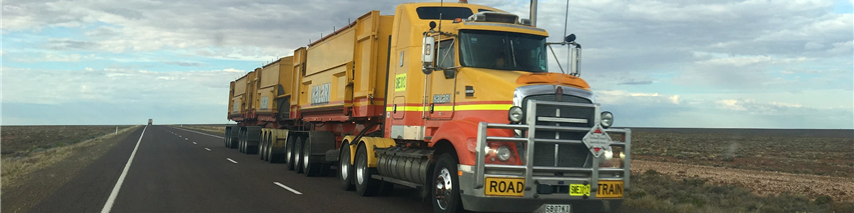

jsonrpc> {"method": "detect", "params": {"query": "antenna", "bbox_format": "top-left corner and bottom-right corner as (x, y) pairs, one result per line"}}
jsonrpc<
(563, 0), (569, 39)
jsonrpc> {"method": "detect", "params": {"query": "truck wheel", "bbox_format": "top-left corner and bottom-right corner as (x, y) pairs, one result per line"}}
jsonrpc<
(262, 133), (270, 161)
(285, 134), (297, 170)
(339, 144), (355, 191)
(355, 144), (381, 196)
(259, 133), (266, 160)
(432, 153), (464, 213)
(303, 137), (321, 177)
(294, 136), (306, 173)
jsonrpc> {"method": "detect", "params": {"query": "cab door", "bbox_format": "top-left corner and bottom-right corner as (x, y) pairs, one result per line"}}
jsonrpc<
(428, 39), (457, 120)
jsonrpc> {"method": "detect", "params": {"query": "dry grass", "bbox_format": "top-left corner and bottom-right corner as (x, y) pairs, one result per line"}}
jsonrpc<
(1, 126), (139, 189)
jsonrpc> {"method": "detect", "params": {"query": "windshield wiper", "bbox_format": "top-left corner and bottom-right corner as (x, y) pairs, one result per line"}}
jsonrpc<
(509, 39), (518, 67)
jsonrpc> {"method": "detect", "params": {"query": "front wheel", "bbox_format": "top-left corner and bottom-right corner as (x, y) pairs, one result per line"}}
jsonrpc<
(432, 153), (465, 213)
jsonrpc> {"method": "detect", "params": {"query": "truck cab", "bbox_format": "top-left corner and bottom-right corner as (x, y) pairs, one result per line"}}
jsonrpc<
(386, 2), (631, 212)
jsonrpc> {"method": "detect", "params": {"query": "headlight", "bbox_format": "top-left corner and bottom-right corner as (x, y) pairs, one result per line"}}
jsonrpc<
(601, 111), (613, 128)
(508, 106), (524, 123)
(496, 146), (511, 161)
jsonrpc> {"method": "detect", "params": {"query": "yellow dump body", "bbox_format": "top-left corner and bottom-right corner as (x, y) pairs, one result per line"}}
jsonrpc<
(256, 57), (295, 117)
(293, 11), (394, 121)
(231, 71), (255, 117)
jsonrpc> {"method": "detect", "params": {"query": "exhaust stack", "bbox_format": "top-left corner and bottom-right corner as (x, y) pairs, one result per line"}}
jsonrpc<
(529, 0), (538, 27)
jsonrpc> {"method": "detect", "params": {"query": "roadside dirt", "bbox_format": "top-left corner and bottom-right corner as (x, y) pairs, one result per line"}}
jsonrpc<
(1, 126), (140, 213)
(631, 159), (854, 203)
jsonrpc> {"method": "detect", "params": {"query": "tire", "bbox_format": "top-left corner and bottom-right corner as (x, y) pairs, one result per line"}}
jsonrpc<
(338, 144), (355, 191)
(355, 144), (381, 196)
(286, 134), (297, 170)
(294, 136), (306, 173)
(259, 133), (265, 160)
(432, 153), (465, 213)
(303, 136), (322, 177)
(238, 131), (245, 153)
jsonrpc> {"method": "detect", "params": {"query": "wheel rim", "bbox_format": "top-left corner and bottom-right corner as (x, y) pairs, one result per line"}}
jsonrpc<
(340, 149), (349, 180)
(435, 168), (453, 210)
(303, 141), (310, 171)
(356, 153), (365, 184)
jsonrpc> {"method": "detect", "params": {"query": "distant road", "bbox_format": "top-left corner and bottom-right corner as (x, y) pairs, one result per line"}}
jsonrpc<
(27, 125), (432, 213)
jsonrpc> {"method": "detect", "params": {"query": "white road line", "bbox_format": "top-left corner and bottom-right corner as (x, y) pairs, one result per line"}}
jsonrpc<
(226, 158), (238, 164)
(101, 125), (147, 213)
(205, 148), (211, 151)
(171, 127), (225, 139)
(273, 182), (303, 195)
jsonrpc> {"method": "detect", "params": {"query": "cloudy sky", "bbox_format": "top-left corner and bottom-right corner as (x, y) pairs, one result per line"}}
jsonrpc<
(2, 0), (852, 128)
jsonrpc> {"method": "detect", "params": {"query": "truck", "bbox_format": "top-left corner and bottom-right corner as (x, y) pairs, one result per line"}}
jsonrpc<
(224, 1), (630, 213)
(148, 119), (153, 126)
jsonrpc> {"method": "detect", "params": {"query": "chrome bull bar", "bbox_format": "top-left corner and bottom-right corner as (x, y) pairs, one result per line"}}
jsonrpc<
(474, 100), (632, 198)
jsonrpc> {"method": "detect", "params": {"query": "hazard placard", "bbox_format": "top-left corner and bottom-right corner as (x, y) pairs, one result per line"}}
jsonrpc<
(582, 124), (611, 157)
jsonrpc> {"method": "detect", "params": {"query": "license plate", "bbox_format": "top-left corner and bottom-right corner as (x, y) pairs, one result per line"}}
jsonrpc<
(545, 204), (571, 213)
(596, 180), (624, 198)
(484, 177), (524, 197)
(569, 184), (590, 196)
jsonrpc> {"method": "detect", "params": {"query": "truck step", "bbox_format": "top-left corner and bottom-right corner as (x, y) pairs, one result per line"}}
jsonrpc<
(371, 174), (421, 188)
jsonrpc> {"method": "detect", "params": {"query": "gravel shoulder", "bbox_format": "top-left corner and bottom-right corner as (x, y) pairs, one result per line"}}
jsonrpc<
(631, 159), (854, 203)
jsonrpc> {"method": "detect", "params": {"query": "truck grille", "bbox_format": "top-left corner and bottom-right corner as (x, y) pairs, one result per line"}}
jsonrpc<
(523, 94), (594, 168)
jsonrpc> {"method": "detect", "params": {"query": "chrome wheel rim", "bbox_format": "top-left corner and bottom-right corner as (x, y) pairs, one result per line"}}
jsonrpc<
(303, 142), (310, 171)
(356, 154), (365, 184)
(340, 150), (349, 180)
(435, 168), (453, 210)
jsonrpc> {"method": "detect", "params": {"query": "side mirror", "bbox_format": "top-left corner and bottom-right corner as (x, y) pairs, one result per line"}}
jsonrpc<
(421, 35), (435, 74)
(443, 68), (456, 79)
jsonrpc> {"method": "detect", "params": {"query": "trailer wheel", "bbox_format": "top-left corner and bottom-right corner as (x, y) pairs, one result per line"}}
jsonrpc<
(355, 144), (382, 196)
(432, 153), (464, 213)
(338, 145), (355, 191)
(285, 134), (296, 170)
(294, 135), (306, 173)
(259, 133), (266, 160)
(303, 137), (322, 177)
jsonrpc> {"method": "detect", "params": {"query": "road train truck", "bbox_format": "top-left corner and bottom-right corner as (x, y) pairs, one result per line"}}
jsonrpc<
(224, 1), (630, 213)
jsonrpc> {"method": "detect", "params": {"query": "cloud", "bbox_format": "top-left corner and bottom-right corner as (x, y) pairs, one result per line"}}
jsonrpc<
(47, 38), (100, 50)
(618, 80), (653, 85)
(1, 66), (247, 106)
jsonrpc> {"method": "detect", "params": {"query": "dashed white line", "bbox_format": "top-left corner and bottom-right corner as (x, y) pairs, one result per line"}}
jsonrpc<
(205, 148), (211, 151)
(226, 158), (238, 164)
(273, 182), (303, 195)
(101, 125), (147, 213)
(171, 127), (225, 139)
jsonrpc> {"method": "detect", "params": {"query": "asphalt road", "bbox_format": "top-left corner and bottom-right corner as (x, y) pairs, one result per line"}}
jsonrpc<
(27, 125), (433, 213)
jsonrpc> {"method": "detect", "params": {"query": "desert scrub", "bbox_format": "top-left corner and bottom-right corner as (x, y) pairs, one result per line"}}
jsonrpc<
(1, 126), (139, 189)
(619, 170), (854, 213)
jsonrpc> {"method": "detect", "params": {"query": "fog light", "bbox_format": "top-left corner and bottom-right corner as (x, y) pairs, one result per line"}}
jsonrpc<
(508, 106), (524, 123)
(496, 146), (511, 161)
(601, 111), (613, 128)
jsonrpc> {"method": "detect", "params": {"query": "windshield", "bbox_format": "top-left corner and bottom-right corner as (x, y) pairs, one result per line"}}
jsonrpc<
(460, 30), (547, 72)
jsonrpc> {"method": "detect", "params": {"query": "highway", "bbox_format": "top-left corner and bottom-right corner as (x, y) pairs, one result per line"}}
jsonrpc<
(27, 126), (433, 213)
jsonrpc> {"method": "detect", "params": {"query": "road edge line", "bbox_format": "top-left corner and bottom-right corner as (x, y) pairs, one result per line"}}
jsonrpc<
(274, 182), (303, 195)
(171, 127), (224, 139)
(100, 125), (147, 213)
